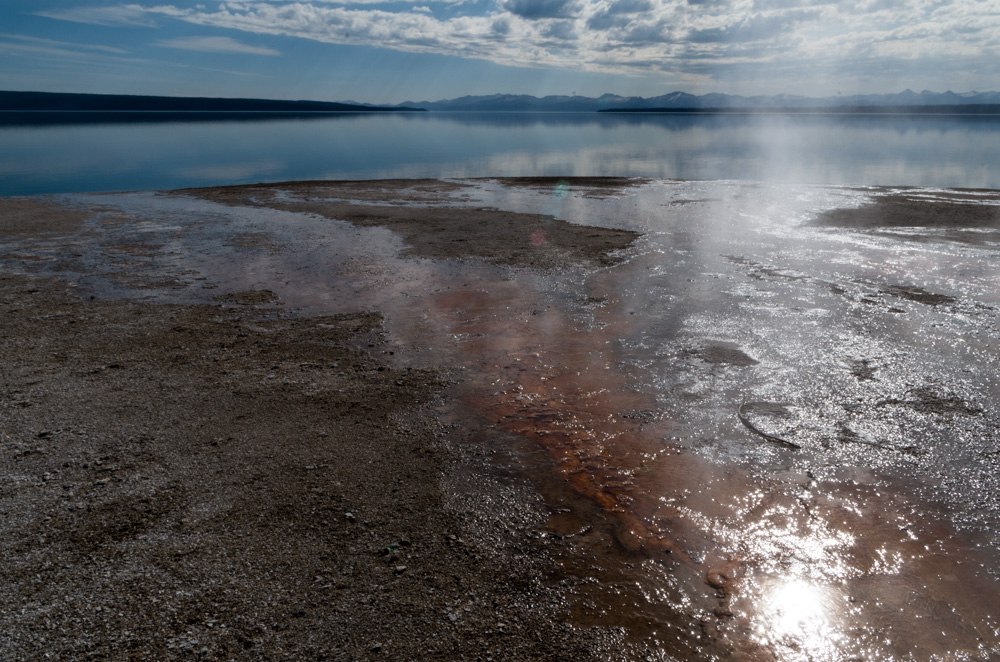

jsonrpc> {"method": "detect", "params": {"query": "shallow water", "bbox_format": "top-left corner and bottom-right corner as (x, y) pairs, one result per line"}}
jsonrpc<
(4, 178), (1000, 659)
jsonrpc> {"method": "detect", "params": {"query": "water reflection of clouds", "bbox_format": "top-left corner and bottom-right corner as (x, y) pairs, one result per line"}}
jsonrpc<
(366, 119), (1000, 188)
(7, 114), (1000, 195)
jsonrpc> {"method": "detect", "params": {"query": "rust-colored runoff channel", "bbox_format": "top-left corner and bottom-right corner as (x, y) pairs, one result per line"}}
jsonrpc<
(410, 269), (1000, 660)
(78, 180), (1000, 660)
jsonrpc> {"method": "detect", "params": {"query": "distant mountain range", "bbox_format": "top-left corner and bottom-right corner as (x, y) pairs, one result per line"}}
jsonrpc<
(4, 89), (1000, 114)
(392, 89), (1000, 112)
(0, 91), (424, 113)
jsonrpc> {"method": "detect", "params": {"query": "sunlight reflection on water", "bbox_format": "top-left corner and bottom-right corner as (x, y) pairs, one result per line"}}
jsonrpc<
(757, 579), (843, 659)
(9, 177), (1000, 660)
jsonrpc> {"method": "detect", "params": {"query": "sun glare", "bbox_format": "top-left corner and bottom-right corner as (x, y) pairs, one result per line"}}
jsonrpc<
(758, 579), (843, 659)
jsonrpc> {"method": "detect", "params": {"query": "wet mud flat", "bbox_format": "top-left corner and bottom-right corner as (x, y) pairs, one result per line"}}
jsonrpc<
(2, 178), (1000, 660)
(0, 187), (633, 660)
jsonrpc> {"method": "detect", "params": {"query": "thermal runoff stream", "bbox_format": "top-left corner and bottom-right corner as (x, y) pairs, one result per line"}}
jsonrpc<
(5, 178), (1000, 660)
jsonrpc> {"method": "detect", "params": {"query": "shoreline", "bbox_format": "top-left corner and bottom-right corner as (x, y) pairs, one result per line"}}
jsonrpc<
(4, 178), (1000, 660)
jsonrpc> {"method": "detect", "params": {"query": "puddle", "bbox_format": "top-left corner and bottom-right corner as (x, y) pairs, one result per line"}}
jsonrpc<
(4, 178), (1000, 660)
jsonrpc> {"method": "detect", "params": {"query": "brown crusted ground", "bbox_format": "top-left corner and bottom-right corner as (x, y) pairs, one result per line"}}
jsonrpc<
(812, 191), (1000, 229)
(186, 180), (639, 269)
(0, 198), (91, 236)
(0, 192), (628, 660)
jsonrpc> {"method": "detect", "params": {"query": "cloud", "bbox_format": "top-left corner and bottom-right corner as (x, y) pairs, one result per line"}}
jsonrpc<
(499, 0), (581, 20)
(492, 17), (512, 35)
(605, 0), (653, 14)
(687, 10), (819, 44)
(0, 33), (264, 81)
(34, 6), (159, 27)
(0, 40), (138, 64)
(586, 0), (652, 30)
(157, 35), (280, 55)
(283, 0), (467, 3)
(617, 19), (676, 45)
(0, 33), (128, 54)
(542, 20), (577, 39)
(116, 0), (1000, 92)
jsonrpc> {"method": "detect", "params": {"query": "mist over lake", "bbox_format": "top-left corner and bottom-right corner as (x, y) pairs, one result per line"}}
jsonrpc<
(3, 111), (1000, 196)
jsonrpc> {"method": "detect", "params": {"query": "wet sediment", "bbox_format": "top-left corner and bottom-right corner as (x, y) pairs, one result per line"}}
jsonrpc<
(811, 189), (1000, 229)
(3, 179), (1000, 660)
(187, 179), (639, 268)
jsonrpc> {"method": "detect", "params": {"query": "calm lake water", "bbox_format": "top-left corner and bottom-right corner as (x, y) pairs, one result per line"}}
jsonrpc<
(3, 111), (1000, 195)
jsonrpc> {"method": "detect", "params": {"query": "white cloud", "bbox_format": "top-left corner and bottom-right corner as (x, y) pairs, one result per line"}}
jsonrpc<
(0, 40), (132, 63)
(34, 6), (159, 27)
(110, 0), (1000, 91)
(0, 34), (128, 54)
(157, 35), (281, 54)
(500, 0), (582, 20)
(0, 29), (270, 80)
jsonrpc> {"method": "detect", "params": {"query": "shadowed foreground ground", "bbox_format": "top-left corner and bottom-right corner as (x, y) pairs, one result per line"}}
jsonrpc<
(4, 178), (1000, 661)
(0, 186), (636, 660)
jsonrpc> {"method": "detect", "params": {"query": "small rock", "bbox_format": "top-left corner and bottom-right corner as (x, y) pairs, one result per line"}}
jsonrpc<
(345, 512), (356, 522)
(370, 642), (383, 652)
(394, 565), (407, 575)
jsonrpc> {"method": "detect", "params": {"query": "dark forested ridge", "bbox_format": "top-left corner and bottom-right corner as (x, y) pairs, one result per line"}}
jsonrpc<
(7, 89), (1000, 115)
(0, 91), (425, 112)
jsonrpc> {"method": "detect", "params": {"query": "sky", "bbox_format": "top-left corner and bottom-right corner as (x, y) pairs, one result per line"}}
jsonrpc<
(1, 0), (998, 104)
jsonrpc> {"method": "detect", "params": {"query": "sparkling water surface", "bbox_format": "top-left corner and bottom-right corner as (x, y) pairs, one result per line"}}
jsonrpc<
(5, 104), (1000, 661)
(4, 178), (999, 659)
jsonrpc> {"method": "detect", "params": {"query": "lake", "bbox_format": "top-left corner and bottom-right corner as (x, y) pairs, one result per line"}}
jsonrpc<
(3, 111), (1000, 195)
